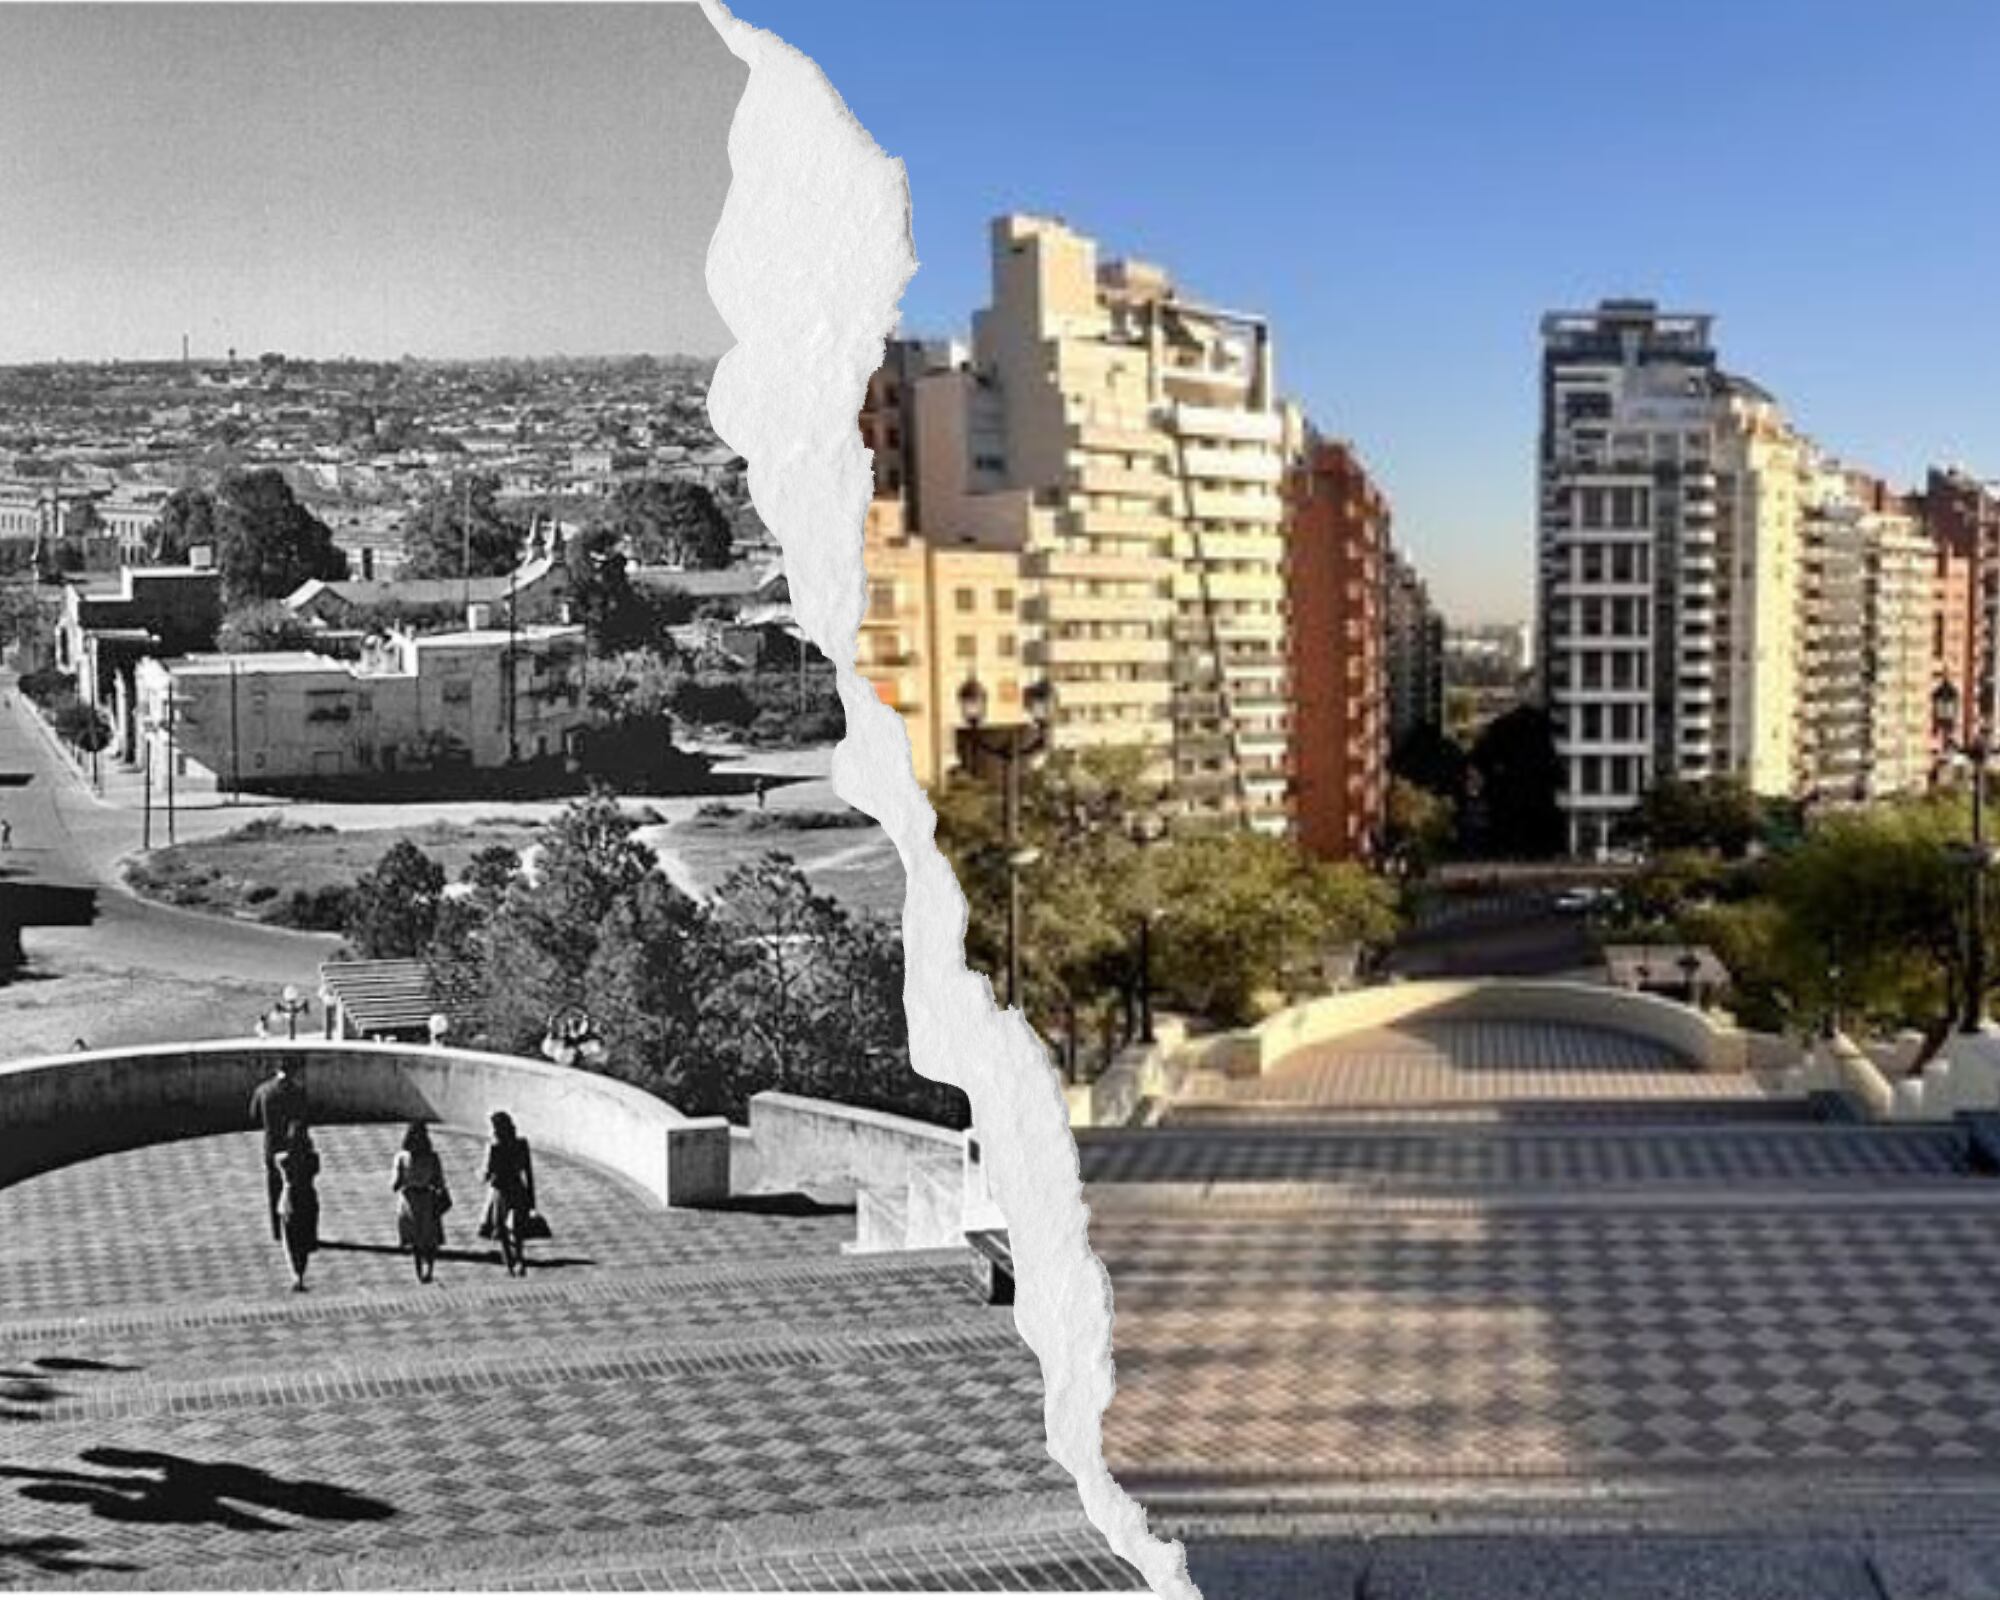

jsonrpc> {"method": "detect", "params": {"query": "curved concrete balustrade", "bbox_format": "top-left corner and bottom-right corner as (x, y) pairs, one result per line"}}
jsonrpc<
(1244, 978), (1792, 1079)
(0, 1039), (731, 1205)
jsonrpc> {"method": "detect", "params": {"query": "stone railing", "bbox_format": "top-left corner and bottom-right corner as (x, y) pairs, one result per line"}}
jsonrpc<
(0, 1039), (730, 1206)
(1238, 978), (1774, 1079)
(739, 1091), (982, 1254)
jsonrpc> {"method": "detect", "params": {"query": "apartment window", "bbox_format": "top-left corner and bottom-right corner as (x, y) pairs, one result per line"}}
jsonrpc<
(998, 633), (1017, 659)
(1581, 705), (1602, 741)
(955, 634), (976, 659)
(868, 581), (896, 620)
(994, 587), (1016, 614)
(954, 587), (976, 612)
(1579, 546), (1604, 583)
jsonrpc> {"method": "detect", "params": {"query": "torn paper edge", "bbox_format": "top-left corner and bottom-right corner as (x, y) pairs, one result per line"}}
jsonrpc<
(697, 5), (1192, 1597)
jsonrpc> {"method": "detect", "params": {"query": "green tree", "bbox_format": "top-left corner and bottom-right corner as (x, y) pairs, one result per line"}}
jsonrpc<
(1385, 777), (1456, 874)
(345, 840), (447, 959)
(1468, 705), (1564, 858)
(596, 478), (733, 569)
(1638, 776), (1761, 858)
(400, 475), (526, 579)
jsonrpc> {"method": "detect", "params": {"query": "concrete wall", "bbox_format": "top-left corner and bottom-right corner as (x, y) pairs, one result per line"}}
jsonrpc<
(1242, 979), (1781, 1078)
(0, 1039), (729, 1207)
(745, 1090), (964, 1201)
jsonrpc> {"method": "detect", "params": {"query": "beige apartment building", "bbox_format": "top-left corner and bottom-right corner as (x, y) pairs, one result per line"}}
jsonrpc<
(1714, 377), (1808, 797)
(906, 215), (1290, 831)
(857, 495), (1024, 787)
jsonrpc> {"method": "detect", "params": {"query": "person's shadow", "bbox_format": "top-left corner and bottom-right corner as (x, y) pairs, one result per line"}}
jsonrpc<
(0, 1448), (395, 1533)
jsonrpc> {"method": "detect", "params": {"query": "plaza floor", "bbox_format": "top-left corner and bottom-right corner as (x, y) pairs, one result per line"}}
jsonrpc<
(0, 1127), (1139, 1592)
(1085, 1014), (2000, 1599)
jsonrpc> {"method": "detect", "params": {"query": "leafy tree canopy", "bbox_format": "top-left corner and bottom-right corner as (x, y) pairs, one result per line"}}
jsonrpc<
(594, 478), (733, 569)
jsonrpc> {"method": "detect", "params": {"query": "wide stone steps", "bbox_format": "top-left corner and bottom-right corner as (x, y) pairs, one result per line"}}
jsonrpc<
(1081, 1119), (1973, 1191)
(1170, 1095), (1834, 1127)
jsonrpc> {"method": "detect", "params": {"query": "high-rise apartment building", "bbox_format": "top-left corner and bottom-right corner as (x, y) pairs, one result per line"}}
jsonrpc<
(1538, 301), (1732, 855)
(1713, 377), (1807, 796)
(1798, 462), (1933, 801)
(910, 215), (1291, 832)
(1286, 436), (1388, 862)
(1384, 549), (1444, 747)
(1917, 467), (2000, 740)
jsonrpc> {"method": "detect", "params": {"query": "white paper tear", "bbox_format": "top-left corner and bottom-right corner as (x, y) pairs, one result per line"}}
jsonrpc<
(698, 5), (1193, 1596)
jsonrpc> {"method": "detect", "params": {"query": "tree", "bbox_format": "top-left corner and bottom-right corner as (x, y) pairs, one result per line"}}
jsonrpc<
(1638, 776), (1761, 858)
(565, 522), (656, 652)
(149, 471), (347, 604)
(1468, 705), (1564, 858)
(400, 475), (526, 579)
(1385, 777), (1456, 875)
(216, 600), (320, 655)
(1390, 721), (1468, 801)
(345, 841), (447, 960)
(595, 478), (733, 569)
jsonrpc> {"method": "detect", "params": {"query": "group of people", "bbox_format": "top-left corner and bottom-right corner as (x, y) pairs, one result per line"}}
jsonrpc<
(248, 1063), (542, 1292)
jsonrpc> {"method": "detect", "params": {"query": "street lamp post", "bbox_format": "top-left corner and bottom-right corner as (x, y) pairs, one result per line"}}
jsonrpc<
(1933, 678), (1992, 1034)
(1126, 806), (1168, 1046)
(271, 984), (310, 1041)
(957, 677), (1053, 1011)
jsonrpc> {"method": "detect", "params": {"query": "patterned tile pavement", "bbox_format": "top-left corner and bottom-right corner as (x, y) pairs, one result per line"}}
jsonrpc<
(0, 1128), (1135, 1591)
(1095, 1195), (2000, 1490)
(1079, 1123), (1970, 1188)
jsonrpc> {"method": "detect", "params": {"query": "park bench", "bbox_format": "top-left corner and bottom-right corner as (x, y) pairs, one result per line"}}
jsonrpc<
(1958, 1110), (2000, 1175)
(965, 1226), (1014, 1306)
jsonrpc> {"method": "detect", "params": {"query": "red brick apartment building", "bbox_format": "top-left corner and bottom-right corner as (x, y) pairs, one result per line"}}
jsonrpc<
(1285, 438), (1389, 862)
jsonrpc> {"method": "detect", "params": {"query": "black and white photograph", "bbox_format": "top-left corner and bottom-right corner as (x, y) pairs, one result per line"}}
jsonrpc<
(0, 6), (1138, 1593)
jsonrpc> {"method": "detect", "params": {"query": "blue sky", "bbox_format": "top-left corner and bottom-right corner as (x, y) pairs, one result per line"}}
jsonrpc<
(740, 0), (2000, 623)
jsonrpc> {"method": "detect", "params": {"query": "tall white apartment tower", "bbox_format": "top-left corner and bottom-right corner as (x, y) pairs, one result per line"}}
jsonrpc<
(915, 215), (1291, 831)
(1538, 301), (1723, 857)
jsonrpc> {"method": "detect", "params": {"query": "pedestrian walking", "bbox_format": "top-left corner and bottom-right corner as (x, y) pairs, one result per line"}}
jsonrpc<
(754, 776), (769, 812)
(248, 1062), (309, 1242)
(1, 818), (12, 850)
(480, 1111), (537, 1277)
(274, 1121), (320, 1292)
(392, 1121), (451, 1284)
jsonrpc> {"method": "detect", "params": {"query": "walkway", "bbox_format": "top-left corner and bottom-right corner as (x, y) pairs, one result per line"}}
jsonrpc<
(1083, 1001), (2000, 1599)
(0, 1127), (1137, 1591)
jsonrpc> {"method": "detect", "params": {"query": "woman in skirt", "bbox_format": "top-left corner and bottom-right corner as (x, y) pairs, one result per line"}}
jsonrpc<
(481, 1111), (536, 1277)
(274, 1121), (320, 1293)
(391, 1121), (450, 1284)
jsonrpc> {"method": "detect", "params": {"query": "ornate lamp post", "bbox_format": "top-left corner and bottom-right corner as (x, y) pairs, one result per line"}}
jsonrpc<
(957, 677), (1053, 1011)
(1932, 678), (1992, 1033)
(540, 1005), (605, 1067)
(271, 983), (311, 1041)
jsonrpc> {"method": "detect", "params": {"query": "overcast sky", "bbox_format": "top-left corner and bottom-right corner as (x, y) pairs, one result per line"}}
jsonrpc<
(0, 4), (742, 364)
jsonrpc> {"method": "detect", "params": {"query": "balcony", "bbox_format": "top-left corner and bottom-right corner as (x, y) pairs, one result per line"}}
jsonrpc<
(1172, 403), (1282, 445)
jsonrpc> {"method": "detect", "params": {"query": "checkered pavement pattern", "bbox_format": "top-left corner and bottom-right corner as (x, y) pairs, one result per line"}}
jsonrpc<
(1079, 1124), (1970, 1188)
(1232, 1019), (1748, 1108)
(0, 1127), (1132, 1590)
(1096, 1199), (2000, 1487)
(0, 1126), (854, 1322)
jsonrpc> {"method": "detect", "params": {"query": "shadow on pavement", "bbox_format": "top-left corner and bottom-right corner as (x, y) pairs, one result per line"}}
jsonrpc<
(0, 1447), (395, 1532)
(0, 1534), (137, 1577)
(315, 1239), (597, 1270)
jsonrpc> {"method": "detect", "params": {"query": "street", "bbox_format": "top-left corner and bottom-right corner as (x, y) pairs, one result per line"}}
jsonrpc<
(1, 673), (334, 994)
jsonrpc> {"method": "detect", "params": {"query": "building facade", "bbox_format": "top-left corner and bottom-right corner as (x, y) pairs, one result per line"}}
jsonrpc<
(1385, 549), (1444, 748)
(907, 215), (1291, 832)
(1918, 467), (2000, 739)
(134, 624), (588, 789)
(1538, 301), (1729, 854)
(1285, 437), (1388, 862)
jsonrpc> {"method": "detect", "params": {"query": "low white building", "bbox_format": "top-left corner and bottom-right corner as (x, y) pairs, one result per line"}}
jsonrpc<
(134, 623), (588, 788)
